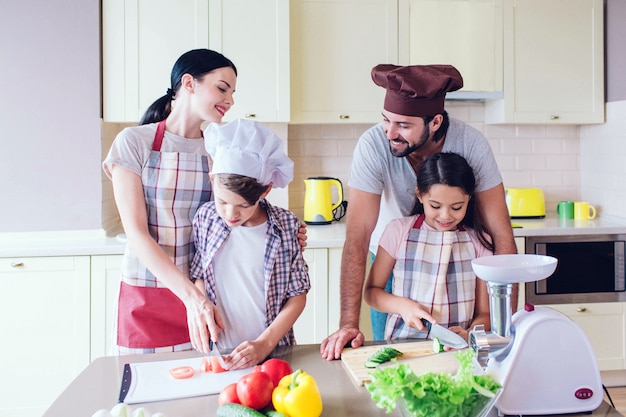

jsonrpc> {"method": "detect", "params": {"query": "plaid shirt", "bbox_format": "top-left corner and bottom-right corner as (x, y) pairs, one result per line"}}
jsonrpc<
(190, 199), (310, 346)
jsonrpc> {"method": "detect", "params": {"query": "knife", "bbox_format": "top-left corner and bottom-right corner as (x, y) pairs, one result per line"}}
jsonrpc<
(420, 318), (468, 349)
(209, 340), (228, 369)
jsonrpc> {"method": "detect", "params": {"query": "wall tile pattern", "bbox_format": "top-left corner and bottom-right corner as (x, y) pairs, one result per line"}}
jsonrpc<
(288, 101), (582, 219)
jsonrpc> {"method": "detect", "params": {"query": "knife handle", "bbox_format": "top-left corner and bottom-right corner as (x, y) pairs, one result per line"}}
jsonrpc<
(420, 318), (432, 331)
(118, 363), (132, 403)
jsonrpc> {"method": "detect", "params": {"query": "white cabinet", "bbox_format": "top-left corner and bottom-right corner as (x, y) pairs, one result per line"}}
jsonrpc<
(90, 255), (123, 359)
(545, 303), (626, 371)
(102, 0), (289, 123)
(0, 257), (90, 417)
(209, 0), (290, 123)
(398, 0), (503, 96)
(485, 0), (604, 124)
(102, 0), (211, 122)
(293, 248), (341, 343)
(290, 0), (398, 123)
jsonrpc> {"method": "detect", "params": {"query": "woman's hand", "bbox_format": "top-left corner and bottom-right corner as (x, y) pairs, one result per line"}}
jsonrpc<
(185, 288), (225, 353)
(225, 339), (272, 370)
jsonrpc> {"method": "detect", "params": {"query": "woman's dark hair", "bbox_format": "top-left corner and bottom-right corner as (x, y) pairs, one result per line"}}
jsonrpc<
(213, 174), (270, 206)
(139, 49), (237, 125)
(411, 152), (493, 251)
(422, 110), (449, 143)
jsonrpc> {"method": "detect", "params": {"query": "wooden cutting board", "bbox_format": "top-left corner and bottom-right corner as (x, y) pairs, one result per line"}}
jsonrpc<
(341, 341), (435, 386)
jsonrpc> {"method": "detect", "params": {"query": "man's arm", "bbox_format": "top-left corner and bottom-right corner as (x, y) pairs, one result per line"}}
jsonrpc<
(320, 188), (381, 360)
(475, 183), (520, 310)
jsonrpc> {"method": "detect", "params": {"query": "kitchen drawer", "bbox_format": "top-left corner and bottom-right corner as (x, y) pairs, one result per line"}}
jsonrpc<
(0, 256), (77, 273)
(548, 302), (625, 317)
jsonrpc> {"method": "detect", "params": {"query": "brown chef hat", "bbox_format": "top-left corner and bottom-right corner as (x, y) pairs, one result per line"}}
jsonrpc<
(371, 64), (463, 117)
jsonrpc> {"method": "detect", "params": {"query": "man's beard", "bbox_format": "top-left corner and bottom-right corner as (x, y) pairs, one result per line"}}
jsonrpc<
(388, 124), (430, 157)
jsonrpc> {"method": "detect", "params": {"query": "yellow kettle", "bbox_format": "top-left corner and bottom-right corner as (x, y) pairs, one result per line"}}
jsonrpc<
(304, 177), (345, 225)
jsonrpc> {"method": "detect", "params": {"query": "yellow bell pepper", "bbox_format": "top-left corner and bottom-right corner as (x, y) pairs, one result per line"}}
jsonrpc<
(272, 369), (323, 417)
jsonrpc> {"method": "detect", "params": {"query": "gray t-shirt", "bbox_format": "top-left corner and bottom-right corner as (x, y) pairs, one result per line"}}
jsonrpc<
(348, 117), (502, 253)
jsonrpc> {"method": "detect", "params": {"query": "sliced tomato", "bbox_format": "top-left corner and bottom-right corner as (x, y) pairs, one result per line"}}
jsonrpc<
(169, 365), (195, 379)
(199, 357), (212, 373)
(210, 356), (227, 373)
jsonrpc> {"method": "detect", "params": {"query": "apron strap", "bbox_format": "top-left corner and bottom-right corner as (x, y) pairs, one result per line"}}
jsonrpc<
(152, 119), (167, 151)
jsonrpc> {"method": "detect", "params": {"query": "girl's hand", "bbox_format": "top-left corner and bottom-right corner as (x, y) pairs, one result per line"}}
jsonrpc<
(225, 339), (272, 370)
(398, 299), (437, 332)
(443, 326), (469, 351)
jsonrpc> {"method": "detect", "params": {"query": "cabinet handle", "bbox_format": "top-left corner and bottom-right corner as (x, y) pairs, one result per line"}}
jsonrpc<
(11, 262), (24, 268)
(576, 307), (587, 312)
(244, 113), (257, 119)
(339, 114), (350, 120)
(549, 115), (560, 120)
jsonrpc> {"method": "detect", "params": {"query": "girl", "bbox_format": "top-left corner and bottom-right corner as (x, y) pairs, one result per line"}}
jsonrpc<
(191, 119), (309, 370)
(364, 152), (492, 344)
(103, 49), (237, 355)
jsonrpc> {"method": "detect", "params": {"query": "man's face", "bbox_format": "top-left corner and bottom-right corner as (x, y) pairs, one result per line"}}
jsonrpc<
(381, 110), (431, 157)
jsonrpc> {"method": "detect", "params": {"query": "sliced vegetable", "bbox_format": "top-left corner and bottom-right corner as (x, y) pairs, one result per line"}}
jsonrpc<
(365, 350), (501, 417)
(211, 355), (227, 373)
(169, 365), (195, 379)
(432, 337), (445, 353)
(363, 347), (403, 368)
(199, 357), (212, 373)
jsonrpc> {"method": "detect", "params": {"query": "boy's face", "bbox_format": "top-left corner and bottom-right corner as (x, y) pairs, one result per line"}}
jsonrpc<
(212, 178), (265, 227)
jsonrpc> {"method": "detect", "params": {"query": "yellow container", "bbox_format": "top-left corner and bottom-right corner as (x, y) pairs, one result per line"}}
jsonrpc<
(505, 188), (545, 218)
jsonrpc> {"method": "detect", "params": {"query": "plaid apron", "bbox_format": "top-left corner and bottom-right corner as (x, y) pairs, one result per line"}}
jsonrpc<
(117, 120), (211, 351)
(385, 214), (476, 340)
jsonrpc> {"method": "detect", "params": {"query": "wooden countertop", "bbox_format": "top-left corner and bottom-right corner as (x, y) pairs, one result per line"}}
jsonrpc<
(43, 343), (622, 417)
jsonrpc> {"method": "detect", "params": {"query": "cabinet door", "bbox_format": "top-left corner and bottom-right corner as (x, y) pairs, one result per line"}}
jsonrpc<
(294, 249), (329, 344)
(485, 0), (604, 124)
(0, 257), (90, 417)
(90, 255), (123, 359)
(103, 0), (210, 122)
(290, 0), (398, 123)
(399, 0), (503, 95)
(209, 0), (290, 122)
(546, 303), (626, 371)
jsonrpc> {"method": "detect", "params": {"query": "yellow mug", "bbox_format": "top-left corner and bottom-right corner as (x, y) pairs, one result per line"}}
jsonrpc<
(574, 201), (596, 220)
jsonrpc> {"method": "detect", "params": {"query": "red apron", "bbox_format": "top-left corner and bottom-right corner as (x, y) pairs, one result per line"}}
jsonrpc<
(117, 120), (211, 349)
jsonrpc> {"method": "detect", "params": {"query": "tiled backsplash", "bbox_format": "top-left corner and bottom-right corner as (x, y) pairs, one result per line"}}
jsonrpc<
(288, 101), (581, 219)
(102, 101), (584, 233)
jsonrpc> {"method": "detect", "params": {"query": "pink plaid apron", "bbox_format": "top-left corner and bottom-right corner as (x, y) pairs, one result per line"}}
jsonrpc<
(117, 120), (211, 349)
(385, 214), (477, 340)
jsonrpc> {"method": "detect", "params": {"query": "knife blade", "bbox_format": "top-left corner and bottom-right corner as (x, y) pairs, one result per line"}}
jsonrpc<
(420, 318), (468, 349)
(209, 340), (228, 369)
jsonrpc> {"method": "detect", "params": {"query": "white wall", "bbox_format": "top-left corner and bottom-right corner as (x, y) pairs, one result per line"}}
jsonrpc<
(0, 0), (102, 232)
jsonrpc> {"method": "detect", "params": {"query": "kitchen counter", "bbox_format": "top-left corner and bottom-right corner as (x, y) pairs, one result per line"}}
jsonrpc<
(4, 214), (626, 258)
(43, 343), (621, 417)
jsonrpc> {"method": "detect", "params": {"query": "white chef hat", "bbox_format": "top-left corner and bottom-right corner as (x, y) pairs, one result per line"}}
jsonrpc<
(204, 119), (294, 188)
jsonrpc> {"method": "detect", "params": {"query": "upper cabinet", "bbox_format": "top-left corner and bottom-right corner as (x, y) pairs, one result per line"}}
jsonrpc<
(399, 0), (503, 98)
(485, 0), (604, 124)
(102, 0), (211, 122)
(209, 0), (290, 123)
(102, 0), (289, 123)
(289, 0), (398, 123)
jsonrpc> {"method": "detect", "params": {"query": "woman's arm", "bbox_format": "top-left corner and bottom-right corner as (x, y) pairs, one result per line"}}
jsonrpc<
(227, 293), (306, 370)
(111, 165), (219, 353)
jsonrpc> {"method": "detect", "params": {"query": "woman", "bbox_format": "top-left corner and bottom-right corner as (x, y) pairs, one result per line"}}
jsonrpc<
(103, 49), (239, 354)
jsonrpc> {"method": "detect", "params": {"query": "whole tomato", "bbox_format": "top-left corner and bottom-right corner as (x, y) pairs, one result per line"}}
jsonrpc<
(255, 358), (293, 387)
(217, 383), (240, 406)
(236, 371), (273, 410)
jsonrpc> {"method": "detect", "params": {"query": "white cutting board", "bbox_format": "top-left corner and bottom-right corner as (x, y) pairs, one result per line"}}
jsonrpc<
(120, 357), (254, 404)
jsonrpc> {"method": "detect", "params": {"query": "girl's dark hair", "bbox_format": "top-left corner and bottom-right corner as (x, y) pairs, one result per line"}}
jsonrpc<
(139, 49), (237, 125)
(411, 152), (493, 252)
(422, 110), (450, 143)
(213, 174), (270, 206)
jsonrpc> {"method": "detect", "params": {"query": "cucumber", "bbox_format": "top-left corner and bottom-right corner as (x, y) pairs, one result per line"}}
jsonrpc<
(363, 346), (403, 368)
(265, 411), (288, 417)
(432, 337), (445, 353)
(215, 403), (266, 417)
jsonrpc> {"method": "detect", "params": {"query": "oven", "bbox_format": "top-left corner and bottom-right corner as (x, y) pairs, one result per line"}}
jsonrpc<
(525, 234), (626, 304)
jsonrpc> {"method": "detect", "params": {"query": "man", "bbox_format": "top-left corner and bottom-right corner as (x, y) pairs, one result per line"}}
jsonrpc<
(320, 64), (517, 360)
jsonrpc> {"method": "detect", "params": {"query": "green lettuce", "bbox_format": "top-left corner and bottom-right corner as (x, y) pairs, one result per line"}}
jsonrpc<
(365, 350), (501, 417)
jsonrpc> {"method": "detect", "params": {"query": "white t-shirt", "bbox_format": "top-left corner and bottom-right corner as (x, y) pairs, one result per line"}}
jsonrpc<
(349, 118), (502, 253)
(213, 221), (268, 349)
